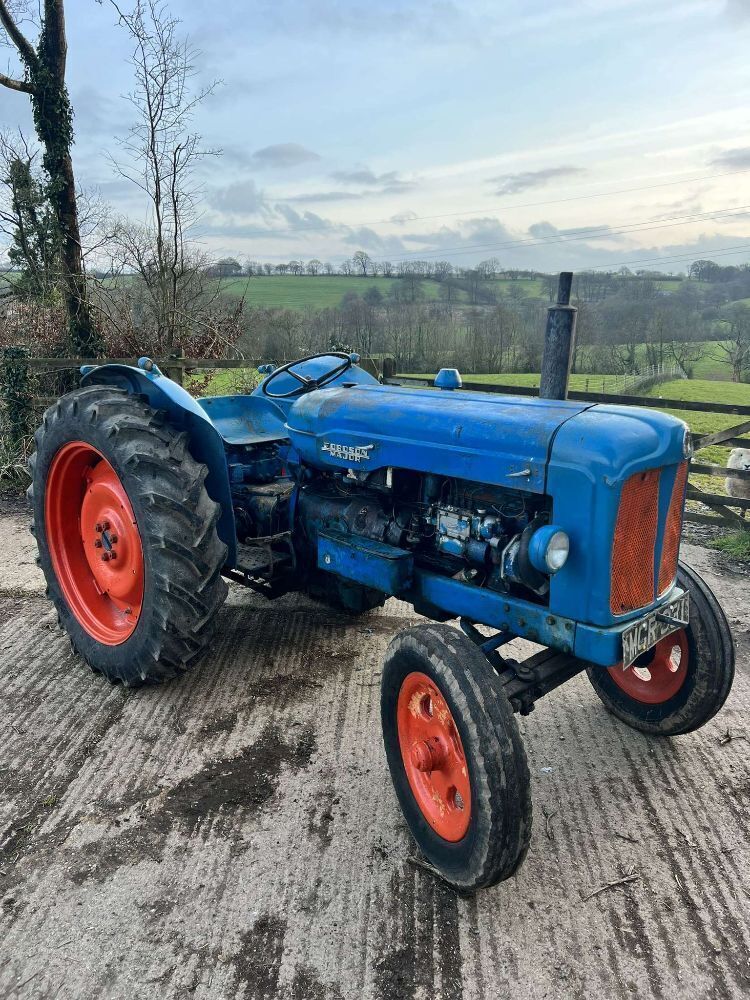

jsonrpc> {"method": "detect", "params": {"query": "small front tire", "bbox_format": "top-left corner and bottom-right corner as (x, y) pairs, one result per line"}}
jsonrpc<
(381, 624), (532, 891)
(587, 562), (734, 736)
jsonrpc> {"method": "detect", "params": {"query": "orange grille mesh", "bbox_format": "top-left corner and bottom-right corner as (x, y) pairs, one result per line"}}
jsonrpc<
(658, 461), (688, 595)
(610, 469), (660, 615)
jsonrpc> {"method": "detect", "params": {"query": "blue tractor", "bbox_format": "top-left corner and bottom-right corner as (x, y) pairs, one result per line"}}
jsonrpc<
(28, 351), (734, 890)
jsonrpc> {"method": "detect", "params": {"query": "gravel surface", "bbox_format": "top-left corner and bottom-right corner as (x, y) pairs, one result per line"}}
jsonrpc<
(1, 511), (748, 1000)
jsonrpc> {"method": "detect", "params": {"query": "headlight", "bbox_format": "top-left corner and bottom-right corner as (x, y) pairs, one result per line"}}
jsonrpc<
(528, 525), (570, 574)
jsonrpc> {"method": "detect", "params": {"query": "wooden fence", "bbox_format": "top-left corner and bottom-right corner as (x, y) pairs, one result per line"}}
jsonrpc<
(387, 375), (750, 529)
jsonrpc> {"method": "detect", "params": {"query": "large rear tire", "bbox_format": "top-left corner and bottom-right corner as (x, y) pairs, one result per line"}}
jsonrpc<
(587, 562), (734, 735)
(381, 624), (532, 891)
(29, 386), (228, 686)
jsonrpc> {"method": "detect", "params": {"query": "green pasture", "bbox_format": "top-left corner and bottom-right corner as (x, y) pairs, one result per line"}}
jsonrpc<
(213, 273), (702, 312)
(220, 275), (445, 309)
(641, 379), (749, 495)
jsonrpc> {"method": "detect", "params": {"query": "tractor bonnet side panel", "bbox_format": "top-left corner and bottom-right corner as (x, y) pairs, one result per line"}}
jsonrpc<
(286, 384), (591, 492)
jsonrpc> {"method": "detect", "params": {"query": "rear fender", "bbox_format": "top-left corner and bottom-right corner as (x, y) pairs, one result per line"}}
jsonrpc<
(80, 362), (237, 567)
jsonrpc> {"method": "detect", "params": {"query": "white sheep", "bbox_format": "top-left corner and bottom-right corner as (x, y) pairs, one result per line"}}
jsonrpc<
(725, 448), (750, 503)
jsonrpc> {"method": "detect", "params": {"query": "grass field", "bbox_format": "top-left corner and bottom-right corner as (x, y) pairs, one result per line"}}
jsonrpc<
(220, 274), (561, 309)
(220, 275), (449, 309)
(640, 379), (750, 495)
(690, 343), (732, 379)
(222, 276), (394, 308)
(218, 274), (702, 310)
(214, 274), (703, 312)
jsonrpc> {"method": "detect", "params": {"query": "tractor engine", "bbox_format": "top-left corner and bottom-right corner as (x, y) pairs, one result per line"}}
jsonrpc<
(297, 470), (556, 603)
(233, 461), (556, 605)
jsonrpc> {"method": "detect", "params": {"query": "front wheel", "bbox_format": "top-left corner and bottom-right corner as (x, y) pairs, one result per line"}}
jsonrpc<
(381, 624), (532, 891)
(29, 386), (228, 686)
(587, 562), (734, 736)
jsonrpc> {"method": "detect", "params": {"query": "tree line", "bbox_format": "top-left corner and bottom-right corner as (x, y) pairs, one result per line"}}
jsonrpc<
(235, 275), (750, 383)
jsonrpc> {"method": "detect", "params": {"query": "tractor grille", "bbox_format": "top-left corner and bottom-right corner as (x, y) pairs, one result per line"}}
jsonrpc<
(610, 463), (689, 615)
(610, 469), (660, 615)
(658, 461), (688, 595)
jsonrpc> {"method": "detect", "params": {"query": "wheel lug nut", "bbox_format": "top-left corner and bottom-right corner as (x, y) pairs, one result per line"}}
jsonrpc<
(109, 551), (117, 560)
(101, 553), (110, 561)
(94, 539), (102, 548)
(109, 534), (118, 544)
(95, 522), (103, 533)
(102, 520), (110, 530)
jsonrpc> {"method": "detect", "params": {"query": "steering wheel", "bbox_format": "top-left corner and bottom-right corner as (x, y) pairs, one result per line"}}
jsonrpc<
(261, 352), (354, 400)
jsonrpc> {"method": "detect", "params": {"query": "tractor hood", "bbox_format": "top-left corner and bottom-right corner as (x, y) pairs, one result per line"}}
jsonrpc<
(286, 383), (593, 493)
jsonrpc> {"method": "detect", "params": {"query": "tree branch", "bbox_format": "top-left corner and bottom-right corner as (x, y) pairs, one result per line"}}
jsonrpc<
(0, 69), (31, 92)
(0, 0), (38, 70)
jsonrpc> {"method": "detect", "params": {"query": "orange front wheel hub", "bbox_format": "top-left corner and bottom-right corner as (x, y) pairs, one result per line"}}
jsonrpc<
(608, 629), (689, 705)
(45, 441), (144, 645)
(396, 671), (471, 841)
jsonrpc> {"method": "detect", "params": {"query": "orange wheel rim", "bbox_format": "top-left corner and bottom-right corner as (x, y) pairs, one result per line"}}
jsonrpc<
(609, 629), (688, 705)
(397, 671), (471, 841)
(45, 441), (144, 645)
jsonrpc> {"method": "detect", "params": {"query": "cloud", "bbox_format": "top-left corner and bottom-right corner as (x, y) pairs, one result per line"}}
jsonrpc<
(527, 221), (617, 240)
(491, 166), (587, 196)
(710, 146), (750, 170)
(725, 0), (750, 24)
(72, 85), (131, 139)
(207, 179), (268, 213)
(251, 0), (469, 44)
(283, 190), (365, 203)
(251, 143), (321, 169)
(331, 167), (414, 192)
(390, 210), (419, 225)
(527, 221), (558, 240)
(273, 203), (333, 232)
(340, 225), (407, 255)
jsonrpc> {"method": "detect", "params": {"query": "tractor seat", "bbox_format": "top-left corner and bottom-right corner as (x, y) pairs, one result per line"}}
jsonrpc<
(197, 395), (289, 446)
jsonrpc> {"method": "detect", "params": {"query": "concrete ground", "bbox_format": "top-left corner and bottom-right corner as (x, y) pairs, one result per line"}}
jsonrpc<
(1, 497), (748, 1000)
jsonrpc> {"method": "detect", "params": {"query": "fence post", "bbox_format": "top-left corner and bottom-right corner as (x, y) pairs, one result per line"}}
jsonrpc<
(164, 346), (185, 386)
(539, 272), (577, 400)
(1, 346), (33, 448)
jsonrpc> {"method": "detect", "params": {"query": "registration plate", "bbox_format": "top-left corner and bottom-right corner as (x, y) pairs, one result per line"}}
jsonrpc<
(621, 593), (689, 669)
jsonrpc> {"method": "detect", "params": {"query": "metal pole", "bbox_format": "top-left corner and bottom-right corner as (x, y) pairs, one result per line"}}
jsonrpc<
(539, 271), (577, 400)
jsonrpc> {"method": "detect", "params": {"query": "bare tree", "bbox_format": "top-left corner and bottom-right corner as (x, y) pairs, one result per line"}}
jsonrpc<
(352, 250), (373, 276)
(713, 304), (750, 382)
(105, 0), (220, 349)
(0, 0), (101, 353)
(0, 130), (59, 301)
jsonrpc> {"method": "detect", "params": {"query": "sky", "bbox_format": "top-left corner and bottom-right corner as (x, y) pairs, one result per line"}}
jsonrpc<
(1, 0), (750, 271)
